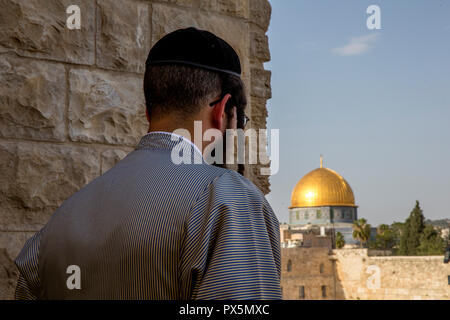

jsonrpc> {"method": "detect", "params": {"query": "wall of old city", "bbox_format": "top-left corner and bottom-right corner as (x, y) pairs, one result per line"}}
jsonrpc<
(0, 0), (272, 299)
(281, 247), (338, 300)
(281, 248), (450, 300)
(333, 249), (450, 300)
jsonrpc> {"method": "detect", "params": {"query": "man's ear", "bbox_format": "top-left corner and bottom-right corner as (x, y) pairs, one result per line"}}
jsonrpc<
(212, 94), (231, 130)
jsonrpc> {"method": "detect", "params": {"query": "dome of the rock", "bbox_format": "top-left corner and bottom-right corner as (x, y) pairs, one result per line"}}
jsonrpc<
(290, 167), (356, 208)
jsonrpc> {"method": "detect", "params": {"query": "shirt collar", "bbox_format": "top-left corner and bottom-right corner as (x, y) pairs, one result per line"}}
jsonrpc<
(136, 131), (204, 160)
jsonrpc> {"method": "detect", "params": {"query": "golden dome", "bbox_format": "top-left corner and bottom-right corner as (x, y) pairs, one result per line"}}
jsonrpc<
(290, 159), (356, 208)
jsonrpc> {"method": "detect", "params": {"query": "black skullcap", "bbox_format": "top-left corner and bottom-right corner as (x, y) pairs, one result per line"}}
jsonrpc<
(146, 27), (241, 77)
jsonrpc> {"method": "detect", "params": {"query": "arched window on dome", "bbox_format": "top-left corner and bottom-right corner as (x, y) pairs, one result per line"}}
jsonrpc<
(287, 259), (292, 272)
(345, 209), (351, 219)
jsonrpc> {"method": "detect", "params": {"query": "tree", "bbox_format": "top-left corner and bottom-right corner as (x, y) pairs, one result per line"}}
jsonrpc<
(399, 201), (425, 255)
(444, 233), (450, 248)
(335, 231), (345, 249)
(352, 218), (371, 248)
(372, 224), (396, 250)
(390, 222), (404, 241)
(417, 225), (445, 255)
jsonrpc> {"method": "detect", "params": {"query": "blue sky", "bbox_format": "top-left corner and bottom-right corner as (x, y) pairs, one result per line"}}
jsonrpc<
(265, 0), (450, 226)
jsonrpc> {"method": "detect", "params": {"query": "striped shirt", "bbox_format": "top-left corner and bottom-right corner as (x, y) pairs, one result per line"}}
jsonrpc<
(14, 132), (281, 299)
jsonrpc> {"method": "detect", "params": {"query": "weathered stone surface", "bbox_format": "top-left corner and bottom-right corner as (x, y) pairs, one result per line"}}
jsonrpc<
(250, 30), (270, 62)
(101, 148), (130, 174)
(160, 0), (248, 18)
(213, 0), (248, 18)
(68, 69), (148, 146)
(282, 248), (450, 300)
(251, 68), (271, 98)
(334, 250), (450, 300)
(282, 248), (337, 300)
(0, 230), (37, 299)
(248, 96), (268, 129)
(243, 96), (270, 193)
(0, 231), (35, 261)
(249, 164), (270, 194)
(0, 141), (100, 230)
(250, 0), (271, 31)
(151, 3), (250, 76)
(0, 54), (66, 141)
(96, 0), (150, 73)
(0, 0), (95, 64)
(0, 248), (18, 300)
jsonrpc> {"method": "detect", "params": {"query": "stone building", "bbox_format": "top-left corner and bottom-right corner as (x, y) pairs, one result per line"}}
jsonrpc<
(0, 0), (272, 299)
(282, 247), (336, 300)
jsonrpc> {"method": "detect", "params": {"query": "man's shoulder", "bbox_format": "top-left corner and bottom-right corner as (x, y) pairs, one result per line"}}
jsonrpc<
(210, 168), (271, 205)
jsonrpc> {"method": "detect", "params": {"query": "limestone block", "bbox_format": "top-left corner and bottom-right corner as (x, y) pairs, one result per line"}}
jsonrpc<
(0, 248), (17, 300)
(68, 69), (148, 146)
(0, 230), (39, 299)
(0, 141), (100, 230)
(248, 96), (268, 129)
(250, 30), (270, 62)
(101, 148), (130, 174)
(0, 0), (95, 64)
(0, 54), (66, 141)
(249, 0), (271, 31)
(96, 0), (150, 73)
(0, 231), (36, 261)
(151, 3), (250, 76)
(214, 0), (248, 18)
(251, 68), (271, 99)
(160, 0), (249, 18)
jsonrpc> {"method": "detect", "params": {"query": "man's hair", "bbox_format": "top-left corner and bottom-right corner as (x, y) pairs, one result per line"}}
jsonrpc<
(143, 64), (247, 122)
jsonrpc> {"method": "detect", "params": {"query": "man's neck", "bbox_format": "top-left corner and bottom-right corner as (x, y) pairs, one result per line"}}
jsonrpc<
(148, 119), (208, 154)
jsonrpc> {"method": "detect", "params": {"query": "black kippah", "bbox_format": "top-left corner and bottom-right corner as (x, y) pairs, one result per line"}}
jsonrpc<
(146, 27), (241, 77)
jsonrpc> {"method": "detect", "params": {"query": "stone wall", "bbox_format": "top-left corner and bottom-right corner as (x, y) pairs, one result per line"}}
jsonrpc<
(281, 248), (450, 300)
(0, 0), (272, 299)
(281, 247), (338, 300)
(333, 249), (450, 300)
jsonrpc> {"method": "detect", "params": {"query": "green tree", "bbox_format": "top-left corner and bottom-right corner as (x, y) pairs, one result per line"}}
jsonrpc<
(444, 233), (450, 248)
(417, 225), (445, 255)
(390, 222), (404, 240)
(389, 221), (404, 254)
(399, 201), (425, 255)
(335, 231), (345, 249)
(372, 224), (396, 250)
(352, 218), (371, 248)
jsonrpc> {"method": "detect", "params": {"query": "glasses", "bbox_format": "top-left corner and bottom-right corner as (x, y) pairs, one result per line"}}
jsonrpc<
(242, 114), (250, 127)
(209, 98), (250, 128)
(209, 98), (222, 107)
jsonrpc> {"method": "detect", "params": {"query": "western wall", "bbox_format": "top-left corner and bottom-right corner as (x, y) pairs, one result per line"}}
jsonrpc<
(282, 248), (450, 300)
